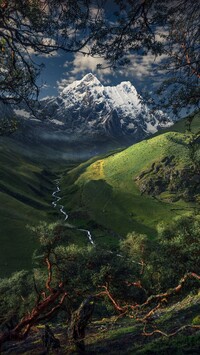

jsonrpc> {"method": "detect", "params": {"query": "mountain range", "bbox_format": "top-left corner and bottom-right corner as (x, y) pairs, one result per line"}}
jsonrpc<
(10, 73), (173, 158)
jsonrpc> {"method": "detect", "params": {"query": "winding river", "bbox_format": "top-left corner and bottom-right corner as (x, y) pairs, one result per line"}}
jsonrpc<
(52, 180), (95, 245)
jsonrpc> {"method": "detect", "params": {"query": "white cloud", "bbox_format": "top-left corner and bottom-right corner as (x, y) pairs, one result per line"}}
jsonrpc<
(14, 109), (31, 118)
(41, 83), (51, 89)
(40, 95), (55, 101)
(63, 52), (112, 83)
(58, 49), (167, 91)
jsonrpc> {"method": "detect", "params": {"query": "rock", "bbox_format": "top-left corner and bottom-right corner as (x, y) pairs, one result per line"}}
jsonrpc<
(135, 157), (199, 202)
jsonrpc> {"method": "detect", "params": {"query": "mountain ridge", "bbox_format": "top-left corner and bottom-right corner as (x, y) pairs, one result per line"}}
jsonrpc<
(41, 72), (172, 138)
(11, 73), (173, 158)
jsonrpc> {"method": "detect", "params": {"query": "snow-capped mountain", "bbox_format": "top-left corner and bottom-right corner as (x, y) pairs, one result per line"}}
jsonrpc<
(38, 73), (172, 142)
(11, 73), (173, 158)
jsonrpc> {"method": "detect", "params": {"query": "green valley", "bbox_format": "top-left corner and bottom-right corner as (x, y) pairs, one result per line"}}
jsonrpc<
(1, 113), (199, 275)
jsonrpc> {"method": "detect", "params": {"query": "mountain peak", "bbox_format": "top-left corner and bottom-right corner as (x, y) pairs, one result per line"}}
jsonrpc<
(61, 73), (101, 95)
(81, 73), (101, 85)
(82, 72), (96, 80)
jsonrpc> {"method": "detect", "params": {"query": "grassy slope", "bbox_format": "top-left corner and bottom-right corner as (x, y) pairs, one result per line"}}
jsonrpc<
(0, 138), (58, 277)
(61, 113), (199, 240)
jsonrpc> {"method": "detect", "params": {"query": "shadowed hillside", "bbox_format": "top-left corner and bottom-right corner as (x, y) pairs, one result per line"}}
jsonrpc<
(0, 138), (58, 276)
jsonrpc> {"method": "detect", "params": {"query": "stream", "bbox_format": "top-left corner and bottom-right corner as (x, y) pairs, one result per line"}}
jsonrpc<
(52, 180), (95, 245)
(52, 182), (141, 265)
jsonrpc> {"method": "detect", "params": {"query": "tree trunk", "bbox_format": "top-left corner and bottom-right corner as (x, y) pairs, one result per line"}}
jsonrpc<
(68, 297), (95, 353)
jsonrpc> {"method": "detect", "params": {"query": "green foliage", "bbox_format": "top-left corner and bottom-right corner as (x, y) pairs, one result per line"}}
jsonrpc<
(27, 213), (198, 316)
(192, 315), (200, 325)
(118, 215), (200, 293)
(120, 232), (154, 262)
(155, 215), (200, 288)
(30, 222), (63, 248)
(0, 270), (34, 324)
(30, 222), (149, 314)
(56, 243), (144, 307)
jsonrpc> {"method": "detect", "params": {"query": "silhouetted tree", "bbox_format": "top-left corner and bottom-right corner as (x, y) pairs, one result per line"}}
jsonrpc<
(0, 0), (104, 104)
(0, 1), (199, 112)
(92, 0), (200, 114)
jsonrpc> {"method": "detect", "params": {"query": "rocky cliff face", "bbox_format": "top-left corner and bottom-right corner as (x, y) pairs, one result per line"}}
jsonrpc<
(135, 156), (200, 202)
